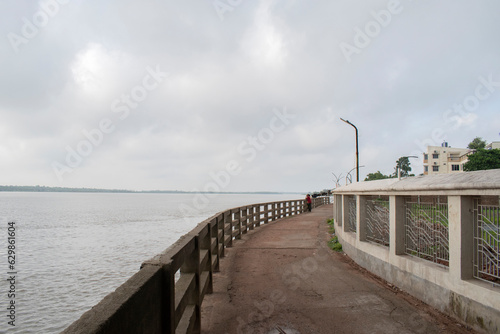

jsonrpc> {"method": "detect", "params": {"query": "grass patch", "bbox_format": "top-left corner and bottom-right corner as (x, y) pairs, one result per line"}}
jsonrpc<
(327, 218), (335, 234)
(326, 218), (342, 251)
(328, 236), (343, 252)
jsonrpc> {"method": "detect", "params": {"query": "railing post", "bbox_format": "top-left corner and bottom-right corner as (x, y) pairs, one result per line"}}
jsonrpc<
(200, 225), (213, 295)
(248, 206), (255, 230)
(162, 262), (175, 334)
(180, 238), (201, 333)
(224, 210), (233, 247)
(265, 204), (271, 223)
(234, 210), (241, 239)
(241, 207), (248, 234)
(256, 205), (261, 227)
(217, 214), (225, 259)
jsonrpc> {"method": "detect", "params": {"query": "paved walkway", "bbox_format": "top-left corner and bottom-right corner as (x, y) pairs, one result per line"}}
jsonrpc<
(201, 205), (475, 334)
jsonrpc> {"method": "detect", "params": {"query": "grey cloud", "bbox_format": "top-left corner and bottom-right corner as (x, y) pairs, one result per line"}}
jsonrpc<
(1, 0), (499, 191)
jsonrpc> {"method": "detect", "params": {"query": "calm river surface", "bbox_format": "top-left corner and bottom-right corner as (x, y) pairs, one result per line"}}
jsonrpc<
(0, 192), (301, 333)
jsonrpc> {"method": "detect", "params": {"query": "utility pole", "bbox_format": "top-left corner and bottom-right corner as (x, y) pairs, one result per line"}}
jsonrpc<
(340, 118), (359, 182)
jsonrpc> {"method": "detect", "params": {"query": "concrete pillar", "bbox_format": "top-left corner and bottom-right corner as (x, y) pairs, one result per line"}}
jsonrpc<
(449, 196), (474, 280)
(390, 195), (406, 256)
(342, 195), (349, 233)
(358, 196), (367, 242)
(334, 195), (342, 226)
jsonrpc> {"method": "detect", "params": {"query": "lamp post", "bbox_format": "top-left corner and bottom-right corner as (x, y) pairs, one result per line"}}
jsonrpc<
(346, 165), (365, 184)
(340, 118), (359, 182)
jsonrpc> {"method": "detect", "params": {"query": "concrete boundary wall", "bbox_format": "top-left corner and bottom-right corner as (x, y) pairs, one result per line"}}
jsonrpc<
(62, 197), (330, 334)
(333, 170), (500, 334)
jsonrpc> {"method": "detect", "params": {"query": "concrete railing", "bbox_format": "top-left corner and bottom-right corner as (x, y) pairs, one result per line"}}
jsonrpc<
(62, 196), (330, 334)
(332, 169), (500, 334)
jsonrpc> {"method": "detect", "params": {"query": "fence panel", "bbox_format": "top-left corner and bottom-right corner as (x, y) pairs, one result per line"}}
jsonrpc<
(473, 198), (500, 286)
(405, 197), (449, 267)
(346, 196), (357, 233)
(366, 198), (390, 246)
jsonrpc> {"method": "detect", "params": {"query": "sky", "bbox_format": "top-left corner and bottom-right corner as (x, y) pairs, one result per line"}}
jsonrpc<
(0, 0), (499, 193)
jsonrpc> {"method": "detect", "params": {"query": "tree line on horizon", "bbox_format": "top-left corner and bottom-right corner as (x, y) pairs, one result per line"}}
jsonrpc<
(0, 185), (304, 195)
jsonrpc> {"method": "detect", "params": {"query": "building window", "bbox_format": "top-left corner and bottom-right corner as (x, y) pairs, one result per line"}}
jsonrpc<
(432, 153), (439, 159)
(424, 166), (428, 172)
(433, 166), (439, 172)
(424, 154), (428, 160)
(452, 164), (460, 171)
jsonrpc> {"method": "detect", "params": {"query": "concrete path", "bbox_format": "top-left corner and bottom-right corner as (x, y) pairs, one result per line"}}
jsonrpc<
(201, 204), (475, 334)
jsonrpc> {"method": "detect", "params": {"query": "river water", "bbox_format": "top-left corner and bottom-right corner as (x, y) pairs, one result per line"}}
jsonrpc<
(0, 192), (301, 333)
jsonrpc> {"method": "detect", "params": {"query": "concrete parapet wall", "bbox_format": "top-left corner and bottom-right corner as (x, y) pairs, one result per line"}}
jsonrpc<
(62, 265), (165, 334)
(333, 170), (500, 333)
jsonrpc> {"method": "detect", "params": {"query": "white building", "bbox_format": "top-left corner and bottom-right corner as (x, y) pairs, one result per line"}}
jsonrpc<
(486, 141), (500, 150)
(423, 142), (471, 175)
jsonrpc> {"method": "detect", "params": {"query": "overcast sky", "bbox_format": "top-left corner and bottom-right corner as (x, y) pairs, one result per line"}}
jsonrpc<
(1, 0), (499, 192)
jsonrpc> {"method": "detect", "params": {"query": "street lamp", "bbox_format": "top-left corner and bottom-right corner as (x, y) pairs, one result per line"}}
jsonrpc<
(346, 165), (365, 184)
(340, 118), (359, 182)
(397, 155), (418, 179)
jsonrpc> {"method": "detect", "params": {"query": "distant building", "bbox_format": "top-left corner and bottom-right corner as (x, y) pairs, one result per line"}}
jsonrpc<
(423, 142), (471, 175)
(486, 141), (500, 150)
(423, 141), (500, 175)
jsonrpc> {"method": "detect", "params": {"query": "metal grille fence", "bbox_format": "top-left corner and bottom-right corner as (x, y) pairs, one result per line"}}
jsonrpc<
(405, 198), (449, 266)
(473, 198), (500, 286)
(366, 198), (390, 246)
(347, 196), (357, 233)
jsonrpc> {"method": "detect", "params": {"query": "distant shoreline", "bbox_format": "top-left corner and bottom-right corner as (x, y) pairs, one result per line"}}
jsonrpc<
(0, 185), (303, 195)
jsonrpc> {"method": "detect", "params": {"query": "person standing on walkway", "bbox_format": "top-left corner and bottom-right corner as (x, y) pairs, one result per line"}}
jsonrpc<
(306, 194), (312, 212)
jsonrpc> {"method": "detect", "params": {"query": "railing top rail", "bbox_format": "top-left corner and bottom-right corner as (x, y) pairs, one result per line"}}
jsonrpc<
(333, 169), (500, 194)
(142, 197), (316, 266)
(222, 198), (306, 213)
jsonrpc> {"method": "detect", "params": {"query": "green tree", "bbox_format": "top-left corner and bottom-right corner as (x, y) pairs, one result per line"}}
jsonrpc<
(394, 157), (412, 177)
(463, 149), (500, 171)
(364, 171), (390, 181)
(467, 137), (487, 149)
